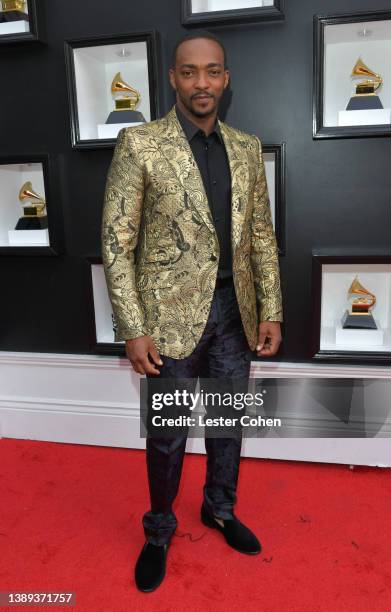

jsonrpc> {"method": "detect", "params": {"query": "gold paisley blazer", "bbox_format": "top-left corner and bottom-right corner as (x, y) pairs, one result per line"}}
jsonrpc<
(101, 106), (283, 359)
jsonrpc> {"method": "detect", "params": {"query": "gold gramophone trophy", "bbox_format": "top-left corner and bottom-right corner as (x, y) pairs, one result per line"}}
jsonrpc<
(346, 58), (383, 111)
(0, 0), (28, 23)
(105, 72), (146, 125)
(15, 181), (48, 230)
(341, 276), (377, 330)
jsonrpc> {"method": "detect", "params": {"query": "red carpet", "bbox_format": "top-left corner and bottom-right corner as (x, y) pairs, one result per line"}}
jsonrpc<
(0, 438), (390, 612)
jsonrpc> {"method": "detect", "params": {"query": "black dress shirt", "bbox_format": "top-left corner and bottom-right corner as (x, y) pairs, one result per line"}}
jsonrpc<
(175, 105), (232, 279)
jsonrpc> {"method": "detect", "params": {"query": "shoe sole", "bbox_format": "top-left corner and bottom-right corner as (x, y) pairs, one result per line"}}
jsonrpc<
(201, 512), (262, 555)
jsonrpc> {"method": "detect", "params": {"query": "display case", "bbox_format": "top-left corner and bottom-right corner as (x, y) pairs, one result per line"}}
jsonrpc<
(313, 10), (391, 139)
(0, 155), (61, 256)
(311, 253), (391, 362)
(181, 0), (284, 26)
(263, 142), (286, 255)
(86, 257), (125, 355)
(0, 0), (44, 44)
(64, 31), (160, 149)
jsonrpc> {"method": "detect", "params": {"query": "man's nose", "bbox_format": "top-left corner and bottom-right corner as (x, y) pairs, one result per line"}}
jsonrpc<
(195, 72), (210, 89)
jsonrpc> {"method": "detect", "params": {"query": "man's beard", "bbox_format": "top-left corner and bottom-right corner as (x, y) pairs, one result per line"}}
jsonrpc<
(181, 94), (218, 118)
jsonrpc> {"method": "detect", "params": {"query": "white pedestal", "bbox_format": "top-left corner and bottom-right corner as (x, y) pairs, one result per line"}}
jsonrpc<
(8, 229), (49, 246)
(97, 333), (124, 345)
(338, 108), (391, 127)
(191, 0), (269, 12)
(335, 320), (384, 347)
(97, 122), (143, 139)
(0, 21), (29, 35)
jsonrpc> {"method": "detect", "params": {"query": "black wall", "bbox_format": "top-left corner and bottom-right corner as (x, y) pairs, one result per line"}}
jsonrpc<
(1, 0), (391, 362)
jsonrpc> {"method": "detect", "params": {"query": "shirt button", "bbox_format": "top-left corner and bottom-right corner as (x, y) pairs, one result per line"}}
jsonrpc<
(212, 180), (217, 185)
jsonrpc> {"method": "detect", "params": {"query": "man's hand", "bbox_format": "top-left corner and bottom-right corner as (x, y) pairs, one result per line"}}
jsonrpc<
(256, 321), (282, 357)
(125, 336), (163, 375)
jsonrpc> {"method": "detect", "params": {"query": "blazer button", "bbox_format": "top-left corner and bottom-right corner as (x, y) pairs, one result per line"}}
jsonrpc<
(210, 255), (217, 261)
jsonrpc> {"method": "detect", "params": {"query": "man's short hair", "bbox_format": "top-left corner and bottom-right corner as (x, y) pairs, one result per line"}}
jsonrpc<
(171, 31), (228, 69)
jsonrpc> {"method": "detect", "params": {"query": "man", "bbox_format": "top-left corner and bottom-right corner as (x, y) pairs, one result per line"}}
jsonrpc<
(101, 31), (283, 592)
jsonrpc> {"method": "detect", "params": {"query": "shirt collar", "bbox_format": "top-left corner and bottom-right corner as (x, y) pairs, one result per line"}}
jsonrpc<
(175, 104), (223, 143)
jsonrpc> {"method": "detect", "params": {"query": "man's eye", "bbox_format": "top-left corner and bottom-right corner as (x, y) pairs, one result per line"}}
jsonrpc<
(183, 71), (193, 77)
(209, 70), (220, 76)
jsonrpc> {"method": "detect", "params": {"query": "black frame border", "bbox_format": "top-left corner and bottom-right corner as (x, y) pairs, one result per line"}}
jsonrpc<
(0, 153), (62, 257)
(85, 256), (126, 356)
(263, 142), (286, 256)
(64, 30), (161, 150)
(311, 252), (391, 363)
(313, 9), (391, 140)
(181, 0), (284, 26)
(0, 0), (44, 45)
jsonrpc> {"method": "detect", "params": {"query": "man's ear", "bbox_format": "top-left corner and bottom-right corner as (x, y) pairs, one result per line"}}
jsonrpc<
(169, 68), (176, 91)
(224, 71), (230, 89)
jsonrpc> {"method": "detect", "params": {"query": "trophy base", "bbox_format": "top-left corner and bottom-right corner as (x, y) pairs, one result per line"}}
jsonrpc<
(346, 95), (383, 111)
(105, 110), (145, 124)
(341, 310), (377, 330)
(15, 216), (48, 230)
(0, 10), (28, 22)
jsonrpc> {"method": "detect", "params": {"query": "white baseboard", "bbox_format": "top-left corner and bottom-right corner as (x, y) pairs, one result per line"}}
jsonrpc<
(0, 351), (390, 467)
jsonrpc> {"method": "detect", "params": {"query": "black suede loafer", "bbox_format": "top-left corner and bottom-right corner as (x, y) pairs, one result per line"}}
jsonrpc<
(134, 541), (169, 592)
(201, 503), (261, 555)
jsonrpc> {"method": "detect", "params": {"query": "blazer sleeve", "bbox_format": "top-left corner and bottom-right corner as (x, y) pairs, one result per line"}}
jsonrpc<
(101, 127), (147, 341)
(250, 135), (283, 323)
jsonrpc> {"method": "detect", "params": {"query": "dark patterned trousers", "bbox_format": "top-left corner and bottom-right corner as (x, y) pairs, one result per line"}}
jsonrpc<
(143, 277), (253, 545)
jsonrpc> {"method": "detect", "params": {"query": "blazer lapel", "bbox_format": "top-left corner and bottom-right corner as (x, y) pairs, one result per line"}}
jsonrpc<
(156, 107), (216, 235)
(155, 107), (250, 254)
